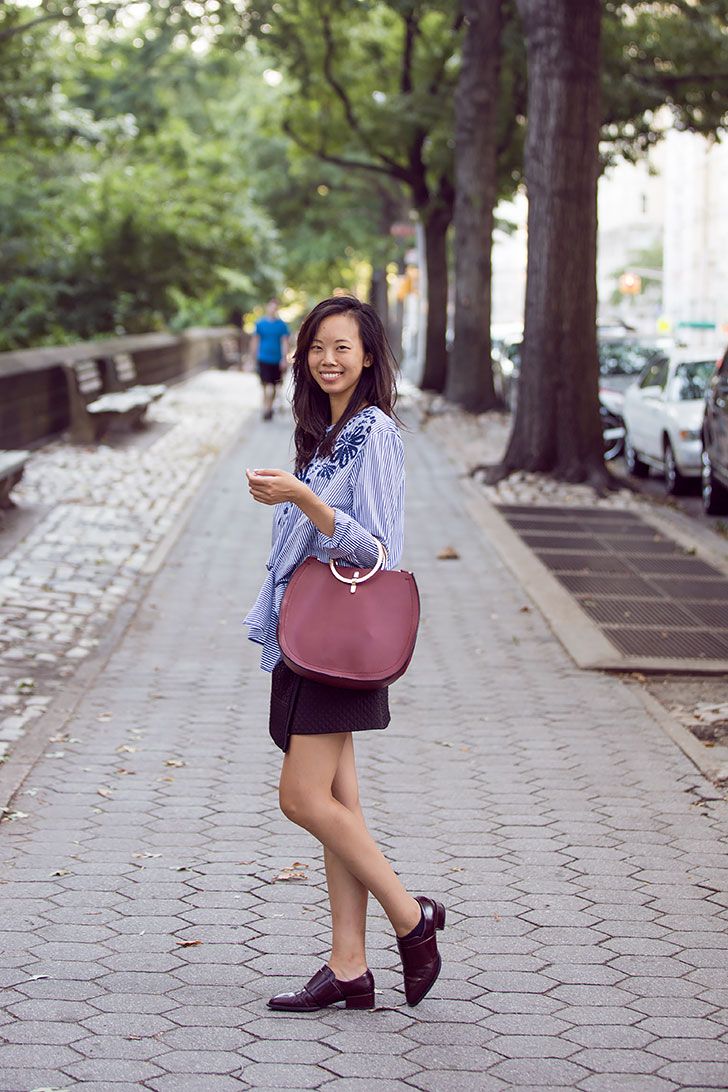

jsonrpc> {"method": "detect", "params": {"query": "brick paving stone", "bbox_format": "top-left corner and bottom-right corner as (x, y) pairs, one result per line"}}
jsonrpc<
(147, 1078), (248, 1092)
(657, 1060), (728, 1086)
(648, 1037), (728, 1061)
(237, 1062), (333, 1087)
(580, 1077), (679, 1092)
(0, 1069), (78, 1092)
(320, 1052), (421, 1079)
(2, 410), (728, 1090)
(490, 1056), (592, 1083)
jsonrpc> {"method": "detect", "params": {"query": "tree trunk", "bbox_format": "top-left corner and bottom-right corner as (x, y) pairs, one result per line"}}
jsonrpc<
(499, 0), (605, 484)
(419, 204), (451, 393)
(447, 0), (502, 412)
(369, 265), (389, 328)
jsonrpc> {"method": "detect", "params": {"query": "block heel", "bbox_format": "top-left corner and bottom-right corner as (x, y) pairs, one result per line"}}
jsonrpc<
(434, 901), (446, 930)
(346, 991), (375, 1010)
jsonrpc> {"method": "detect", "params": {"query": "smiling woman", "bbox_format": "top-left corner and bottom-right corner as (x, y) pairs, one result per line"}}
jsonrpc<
(243, 295), (446, 1013)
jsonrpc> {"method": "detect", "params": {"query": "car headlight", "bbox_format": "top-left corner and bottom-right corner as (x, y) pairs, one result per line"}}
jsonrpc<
(678, 429), (701, 441)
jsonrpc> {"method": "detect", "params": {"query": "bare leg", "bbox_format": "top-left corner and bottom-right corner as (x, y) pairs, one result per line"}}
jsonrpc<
(325, 735), (368, 980)
(279, 733), (421, 939)
(262, 383), (275, 417)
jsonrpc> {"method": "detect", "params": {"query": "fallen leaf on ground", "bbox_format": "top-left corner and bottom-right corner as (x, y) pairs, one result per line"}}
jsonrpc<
(51, 869), (71, 877)
(1, 809), (28, 821)
(519, 605), (531, 613)
(175, 939), (203, 947)
(434, 740), (453, 748)
(273, 867), (308, 882)
(164, 759), (186, 768)
(114, 768), (136, 776)
(96, 712), (113, 721)
(116, 745), (136, 754)
(96, 787), (113, 798)
(436, 545), (460, 560)
(133, 852), (162, 859)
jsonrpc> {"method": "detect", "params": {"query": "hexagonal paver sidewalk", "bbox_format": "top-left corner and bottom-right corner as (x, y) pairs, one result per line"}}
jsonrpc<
(1, 410), (727, 1091)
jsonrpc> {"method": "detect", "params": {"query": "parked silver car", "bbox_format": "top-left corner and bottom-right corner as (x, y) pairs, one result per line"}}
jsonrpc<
(623, 351), (716, 494)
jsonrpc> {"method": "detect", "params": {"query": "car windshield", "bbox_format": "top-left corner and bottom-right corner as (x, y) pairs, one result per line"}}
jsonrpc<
(671, 360), (715, 401)
(598, 342), (666, 377)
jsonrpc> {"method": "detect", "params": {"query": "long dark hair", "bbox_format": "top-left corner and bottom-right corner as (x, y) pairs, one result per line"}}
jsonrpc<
(291, 296), (400, 474)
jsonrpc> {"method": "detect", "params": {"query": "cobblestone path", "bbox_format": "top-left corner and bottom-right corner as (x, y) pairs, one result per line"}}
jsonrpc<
(0, 410), (727, 1091)
(0, 371), (258, 766)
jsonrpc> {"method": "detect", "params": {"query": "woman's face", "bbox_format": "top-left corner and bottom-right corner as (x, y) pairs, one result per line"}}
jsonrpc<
(307, 313), (371, 408)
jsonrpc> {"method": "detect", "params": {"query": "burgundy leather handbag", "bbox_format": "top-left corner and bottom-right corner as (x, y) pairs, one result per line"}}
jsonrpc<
(277, 541), (420, 689)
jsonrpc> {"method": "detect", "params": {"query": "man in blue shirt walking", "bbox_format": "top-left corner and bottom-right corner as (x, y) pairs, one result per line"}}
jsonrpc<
(251, 298), (290, 420)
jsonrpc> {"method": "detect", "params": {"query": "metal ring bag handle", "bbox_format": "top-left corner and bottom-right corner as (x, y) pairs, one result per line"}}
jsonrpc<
(329, 539), (387, 586)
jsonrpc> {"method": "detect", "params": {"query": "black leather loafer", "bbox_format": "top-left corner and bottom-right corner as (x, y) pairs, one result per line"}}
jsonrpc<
(268, 965), (375, 1012)
(396, 895), (446, 1006)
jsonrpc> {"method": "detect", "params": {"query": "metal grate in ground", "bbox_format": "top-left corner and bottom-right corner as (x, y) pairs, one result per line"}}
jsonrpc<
(498, 505), (728, 664)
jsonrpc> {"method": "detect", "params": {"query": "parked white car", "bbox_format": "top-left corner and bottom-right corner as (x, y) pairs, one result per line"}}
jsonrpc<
(623, 351), (717, 495)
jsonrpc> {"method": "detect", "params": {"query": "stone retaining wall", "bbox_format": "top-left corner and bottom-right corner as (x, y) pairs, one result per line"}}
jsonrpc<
(0, 326), (243, 448)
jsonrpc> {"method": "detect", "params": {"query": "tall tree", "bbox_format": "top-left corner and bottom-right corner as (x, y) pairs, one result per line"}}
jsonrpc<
(494, 0), (604, 484)
(447, 0), (503, 412)
(248, 0), (461, 392)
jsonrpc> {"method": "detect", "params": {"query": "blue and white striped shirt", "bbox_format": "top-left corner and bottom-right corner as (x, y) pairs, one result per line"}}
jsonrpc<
(244, 406), (405, 671)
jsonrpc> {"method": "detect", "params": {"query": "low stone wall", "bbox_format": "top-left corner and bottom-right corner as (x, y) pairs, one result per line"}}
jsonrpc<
(0, 327), (244, 449)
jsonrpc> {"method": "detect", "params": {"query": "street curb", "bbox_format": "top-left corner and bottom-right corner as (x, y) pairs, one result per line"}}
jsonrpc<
(0, 409), (254, 817)
(626, 682), (728, 793)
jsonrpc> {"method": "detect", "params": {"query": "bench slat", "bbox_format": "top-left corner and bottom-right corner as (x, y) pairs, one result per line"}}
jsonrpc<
(0, 450), (31, 476)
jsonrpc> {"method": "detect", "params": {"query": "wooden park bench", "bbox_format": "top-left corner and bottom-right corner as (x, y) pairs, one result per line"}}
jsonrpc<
(102, 352), (167, 402)
(0, 449), (31, 509)
(62, 359), (158, 443)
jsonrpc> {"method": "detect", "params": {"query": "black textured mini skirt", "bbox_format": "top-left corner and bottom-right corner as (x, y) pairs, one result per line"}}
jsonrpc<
(269, 660), (390, 753)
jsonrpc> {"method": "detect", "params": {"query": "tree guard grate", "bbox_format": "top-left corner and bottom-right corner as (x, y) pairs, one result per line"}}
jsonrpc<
(533, 551), (632, 574)
(604, 627), (728, 660)
(498, 505), (728, 662)
(578, 597), (698, 627)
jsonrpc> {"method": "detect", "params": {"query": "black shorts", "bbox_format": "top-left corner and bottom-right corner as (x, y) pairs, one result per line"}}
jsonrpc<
(258, 361), (282, 385)
(269, 660), (390, 753)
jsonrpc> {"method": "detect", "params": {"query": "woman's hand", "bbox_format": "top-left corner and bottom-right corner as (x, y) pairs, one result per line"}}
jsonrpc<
(246, 467), (306, 506)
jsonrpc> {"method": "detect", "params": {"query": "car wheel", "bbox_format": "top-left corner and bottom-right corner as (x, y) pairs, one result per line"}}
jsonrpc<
(625, 434), (649, 478)
(702, 447), (728, 515)
(601, 416), (624, 462)
(664, 440), (689, 496)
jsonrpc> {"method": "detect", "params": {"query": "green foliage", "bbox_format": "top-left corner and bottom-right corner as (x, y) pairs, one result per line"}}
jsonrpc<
(2, 0), (727, 351)
(0, 3), (280, 350)
(602, 1), (728, 160)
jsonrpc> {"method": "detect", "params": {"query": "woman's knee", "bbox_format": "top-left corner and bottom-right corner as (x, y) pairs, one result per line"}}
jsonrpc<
(279, 783), (330, 831)
(278, 784), (308, 826)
